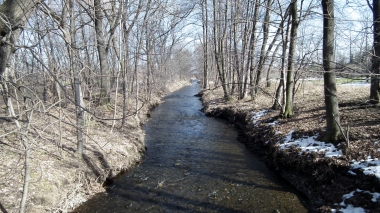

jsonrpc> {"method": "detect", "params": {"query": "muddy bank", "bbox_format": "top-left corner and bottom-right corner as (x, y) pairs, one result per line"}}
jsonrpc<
(0, 81), (190, 213)
(199, 88), (380, 212)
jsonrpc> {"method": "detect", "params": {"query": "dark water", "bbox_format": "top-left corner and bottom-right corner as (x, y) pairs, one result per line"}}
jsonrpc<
(74, 82), (310, 213)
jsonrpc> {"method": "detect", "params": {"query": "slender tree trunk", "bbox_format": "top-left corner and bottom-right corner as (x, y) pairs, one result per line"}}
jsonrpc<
(202, 0), (208, 89)
(239, 0), (252, 99)
(321, 0), (340, 143)
(283, 0), (298, 118)
(272, 4), (291, 110)
(253, 0), (272, 99)
(371, 0), (380, 104)
(213, 0), (230, 100)
(66, 0), (84, 154)
(249, 0), (260, 100)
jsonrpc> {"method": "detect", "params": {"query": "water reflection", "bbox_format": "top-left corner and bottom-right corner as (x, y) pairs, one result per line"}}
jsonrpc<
(74, 82), (310, 213)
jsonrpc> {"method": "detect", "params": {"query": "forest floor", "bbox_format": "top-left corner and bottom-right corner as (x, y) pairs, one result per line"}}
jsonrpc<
(0, 81), (190, 213)
(200, 79), (380, 213)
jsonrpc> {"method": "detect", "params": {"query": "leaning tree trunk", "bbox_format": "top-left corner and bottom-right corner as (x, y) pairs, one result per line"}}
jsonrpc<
(321, 0), (340, 143)
(371, 0), (380, 104)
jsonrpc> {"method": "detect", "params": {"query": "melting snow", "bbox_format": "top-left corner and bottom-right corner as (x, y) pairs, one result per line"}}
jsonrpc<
(349, 158), (380, 180)
(277, 131), (342, 158)
(336, 205), (366, 213)
(272, 123), (380, 212)
(335, 189), (380, 212)
(251, 110), (269, 125)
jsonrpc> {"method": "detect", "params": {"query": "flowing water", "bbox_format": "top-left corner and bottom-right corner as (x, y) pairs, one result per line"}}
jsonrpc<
(74, 82), (310, 213)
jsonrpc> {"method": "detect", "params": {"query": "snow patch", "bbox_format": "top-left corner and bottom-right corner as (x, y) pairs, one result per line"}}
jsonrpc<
(350, 158), (380, 180)
(338, 189), (380, 212)
(250, 109), (269, 126)
(277, 131), (342, 158)
(339, 205), (366, 213)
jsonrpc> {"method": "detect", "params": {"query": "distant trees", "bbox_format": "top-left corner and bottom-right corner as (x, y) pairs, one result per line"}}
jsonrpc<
(0, 1), (196, 211)
(198, 0), (377, 141)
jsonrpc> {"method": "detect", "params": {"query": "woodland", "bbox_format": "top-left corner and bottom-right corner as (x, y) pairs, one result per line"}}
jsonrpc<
(0, 0), (379, 212)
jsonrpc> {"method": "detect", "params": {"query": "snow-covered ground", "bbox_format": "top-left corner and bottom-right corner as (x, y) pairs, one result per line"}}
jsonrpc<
(249, 110), (380, 213)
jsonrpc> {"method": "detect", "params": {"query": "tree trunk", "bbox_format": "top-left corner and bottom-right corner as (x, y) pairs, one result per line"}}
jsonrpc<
(253, 0), (272, 99)
(273, 4), (291, 110)
(321, 0), (340, 143)
(213, 0), (230, 100)
(283, 0), (298, 118)
(202, 0), (208, 89)
(249, 0), (260, 100)
(371, 0), (380, 104)
(0, 0), (41, 78)
(94, 0), (111, 105)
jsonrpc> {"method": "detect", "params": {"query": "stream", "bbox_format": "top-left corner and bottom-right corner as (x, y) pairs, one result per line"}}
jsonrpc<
(74, 81), (310, 213)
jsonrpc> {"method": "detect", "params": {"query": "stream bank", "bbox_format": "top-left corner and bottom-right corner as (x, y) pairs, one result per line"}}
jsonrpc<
(0, 81), (190, 213)
(199, 86), (380, 213)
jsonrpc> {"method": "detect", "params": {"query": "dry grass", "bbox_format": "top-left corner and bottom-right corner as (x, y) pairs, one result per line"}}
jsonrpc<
(0, 81), (190, 213)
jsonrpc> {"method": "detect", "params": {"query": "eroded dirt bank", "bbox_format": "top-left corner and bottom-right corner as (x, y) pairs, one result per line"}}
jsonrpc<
(0, 81), (189, 213)
(199, 84), (380, 213)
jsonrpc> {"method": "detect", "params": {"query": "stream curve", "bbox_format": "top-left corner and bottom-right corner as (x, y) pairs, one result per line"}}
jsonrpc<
(74, 82), (310, 213)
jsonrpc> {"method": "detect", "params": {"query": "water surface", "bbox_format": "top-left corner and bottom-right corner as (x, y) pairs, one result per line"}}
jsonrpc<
(75, 82), (309, 212)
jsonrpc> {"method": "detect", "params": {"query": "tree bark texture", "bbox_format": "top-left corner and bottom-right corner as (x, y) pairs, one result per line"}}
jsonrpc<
(371, 0), (380, 104)
(0, 0), (41, 78)
(283, 0), (298, 118)
(322, 0), (341, 143)
(94, 0), (111, 104)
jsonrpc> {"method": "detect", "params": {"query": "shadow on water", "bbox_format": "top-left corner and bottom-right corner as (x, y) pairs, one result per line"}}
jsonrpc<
(74, 82), (312, 213)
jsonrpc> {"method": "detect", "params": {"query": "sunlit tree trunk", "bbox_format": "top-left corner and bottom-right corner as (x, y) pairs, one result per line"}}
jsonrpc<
(248, 0), (260, 100)
(283, 0), (298, 118)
